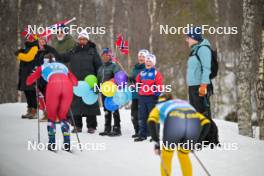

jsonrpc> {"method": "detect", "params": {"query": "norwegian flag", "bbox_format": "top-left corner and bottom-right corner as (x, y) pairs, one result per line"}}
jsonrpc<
(21, 26), (37, 42)
(41, 17), (76, 41)
(119, 40), (129, 55)
(36, 88), (46, 111)
(115, 34), (123, 47)
(45, 19), (71, 34)
(37, 19), (71, 42)
(114, 34), (129, 55)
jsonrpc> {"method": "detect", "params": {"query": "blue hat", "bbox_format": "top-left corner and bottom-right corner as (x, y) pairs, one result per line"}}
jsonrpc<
(187, 27), (203, 42)
(101, 48), (112, 56)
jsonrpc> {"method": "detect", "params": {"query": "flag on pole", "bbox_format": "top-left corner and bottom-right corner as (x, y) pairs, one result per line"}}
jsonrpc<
(115, 34), (129, 55)
(38, 18), (75, 42)
(21, 26), (38, 42)
(23, 17), (77, 42)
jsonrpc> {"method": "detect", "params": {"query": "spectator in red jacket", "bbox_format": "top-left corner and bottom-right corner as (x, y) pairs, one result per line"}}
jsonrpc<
(134, 53), (163, 142)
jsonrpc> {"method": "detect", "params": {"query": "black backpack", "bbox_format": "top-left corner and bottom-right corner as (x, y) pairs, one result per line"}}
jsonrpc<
(191, 45), (218, 79)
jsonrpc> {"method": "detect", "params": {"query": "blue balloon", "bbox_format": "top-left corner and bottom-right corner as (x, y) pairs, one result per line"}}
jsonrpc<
(82, 88), (98, 105)
(104, 97), (119, 111)
(73, 81), (90, 97)
(113, 90), (127, 106)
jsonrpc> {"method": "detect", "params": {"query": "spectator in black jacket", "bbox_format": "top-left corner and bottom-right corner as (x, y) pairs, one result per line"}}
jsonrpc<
(58, 30), (102, 134)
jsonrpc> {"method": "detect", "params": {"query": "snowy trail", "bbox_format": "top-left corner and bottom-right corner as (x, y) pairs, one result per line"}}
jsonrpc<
(0, 103), (264, 176)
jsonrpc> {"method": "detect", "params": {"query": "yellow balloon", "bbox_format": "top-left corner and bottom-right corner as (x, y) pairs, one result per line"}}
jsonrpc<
(101, 81), (117, 97)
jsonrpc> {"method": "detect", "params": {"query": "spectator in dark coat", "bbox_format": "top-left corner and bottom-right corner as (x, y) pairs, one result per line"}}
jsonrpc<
(97, 48), (121, 136)
(58, 30), (102, 134)
(16, 38), (39, 119)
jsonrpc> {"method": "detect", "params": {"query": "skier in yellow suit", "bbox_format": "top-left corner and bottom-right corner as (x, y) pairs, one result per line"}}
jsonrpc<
(148, 93), (211, 176)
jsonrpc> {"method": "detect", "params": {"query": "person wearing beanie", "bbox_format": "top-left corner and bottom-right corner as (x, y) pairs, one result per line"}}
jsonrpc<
(52, 25), (76, 54)
(186, 26), (213, 120)
(78, 29), (90, 43)
(134, 53), (163, 142)
(57, 29), (102, 134)
(97, 48), (122, 137)
(129, 49), (148, 138)
(15, 33), (39, 119)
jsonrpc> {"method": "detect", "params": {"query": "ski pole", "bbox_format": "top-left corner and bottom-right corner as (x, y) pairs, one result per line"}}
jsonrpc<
(69, 108), (82, 152)
(192, 151), (211, 176)
(35, 81), (40, 144)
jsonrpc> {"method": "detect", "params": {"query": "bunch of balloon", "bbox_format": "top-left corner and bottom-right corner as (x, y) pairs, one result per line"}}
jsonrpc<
(103, 70), (132, 111)
(73, 75), (99, 105)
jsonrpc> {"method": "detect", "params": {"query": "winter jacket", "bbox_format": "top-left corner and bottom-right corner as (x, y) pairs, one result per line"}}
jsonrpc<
(130, 63), (145, 99)
(187, 39), (212, 86)
(52, 35), (76, 54)
(136, 67), (163, 96)
(17, 41), (39, 91)
(58, 42), (102, 116)
(97, 61), (121, 83)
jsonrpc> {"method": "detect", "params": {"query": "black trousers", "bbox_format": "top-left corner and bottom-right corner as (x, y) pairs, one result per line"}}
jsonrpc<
(74, 115), (97, 129)
(102, 96), (120, 131)
(24, 90), (37, 109)
(188, 85), (211, 119)
(131, 99), (139, 134)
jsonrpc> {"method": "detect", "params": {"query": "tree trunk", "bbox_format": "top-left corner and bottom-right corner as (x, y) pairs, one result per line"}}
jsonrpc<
(0, 0), (18, 103)
(237, 0), (254, 137)
(257, 28), (264, 140)
(237, 0), (263, 137)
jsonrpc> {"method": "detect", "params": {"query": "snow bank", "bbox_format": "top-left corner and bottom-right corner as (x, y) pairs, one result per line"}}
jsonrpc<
(0, 103), (264, 176)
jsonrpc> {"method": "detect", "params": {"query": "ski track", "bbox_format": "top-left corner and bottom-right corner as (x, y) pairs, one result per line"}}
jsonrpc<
(0, 103), (264, 176)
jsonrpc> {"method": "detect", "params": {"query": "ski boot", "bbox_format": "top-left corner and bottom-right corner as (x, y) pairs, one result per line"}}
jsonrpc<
(61, 120), (71, 152)
(47, 120), (56, 151)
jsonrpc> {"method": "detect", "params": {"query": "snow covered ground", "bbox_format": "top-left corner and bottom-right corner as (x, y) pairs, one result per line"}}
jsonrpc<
(0, 103), (264, 176)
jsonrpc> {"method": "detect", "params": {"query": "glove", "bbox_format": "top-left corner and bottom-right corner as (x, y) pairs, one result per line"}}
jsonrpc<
(14, 49), (24, 56)
(199, 84), (207, 97)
